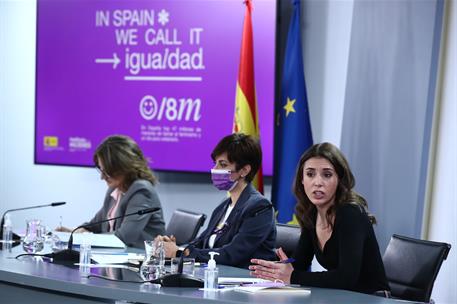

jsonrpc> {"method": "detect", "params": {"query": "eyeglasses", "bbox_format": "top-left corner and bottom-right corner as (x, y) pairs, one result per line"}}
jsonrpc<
(95, 165), (111, 179)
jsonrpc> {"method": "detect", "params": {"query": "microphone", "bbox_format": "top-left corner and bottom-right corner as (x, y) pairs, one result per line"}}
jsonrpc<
(0, 202), (67, 241)
(46, 207), (160, 264)
(157, 238), (204, 287)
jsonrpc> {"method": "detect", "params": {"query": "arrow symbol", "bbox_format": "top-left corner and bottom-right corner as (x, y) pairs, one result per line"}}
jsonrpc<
(95, 53), (120, 69)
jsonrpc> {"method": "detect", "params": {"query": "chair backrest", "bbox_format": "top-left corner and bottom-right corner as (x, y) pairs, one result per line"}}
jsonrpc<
(166, 209), (206, 246)
(275, 223), (301, 257)
(383, 234), (451, 303)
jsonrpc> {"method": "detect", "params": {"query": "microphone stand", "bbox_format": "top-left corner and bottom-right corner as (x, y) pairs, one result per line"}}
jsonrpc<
(158, 241), (204, 287)
(0, 202), (66, 241)
(45, 207), (160, 265)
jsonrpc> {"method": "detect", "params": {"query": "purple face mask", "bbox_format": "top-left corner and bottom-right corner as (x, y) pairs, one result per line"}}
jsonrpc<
(211, 169), (238, 191)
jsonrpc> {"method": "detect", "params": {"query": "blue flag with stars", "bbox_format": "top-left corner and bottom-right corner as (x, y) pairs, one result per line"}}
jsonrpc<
(272, 0), (313, 224)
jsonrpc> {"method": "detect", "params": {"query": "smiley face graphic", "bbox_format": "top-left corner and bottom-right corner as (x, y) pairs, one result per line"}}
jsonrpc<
(139, 95), (158, 120)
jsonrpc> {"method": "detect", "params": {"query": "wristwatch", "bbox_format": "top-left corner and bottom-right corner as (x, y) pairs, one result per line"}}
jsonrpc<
(175, 249), (184, 258)
(176, 246), (189, 257)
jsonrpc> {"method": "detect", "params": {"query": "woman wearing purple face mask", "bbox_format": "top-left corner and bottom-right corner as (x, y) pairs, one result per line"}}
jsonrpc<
(156, 133), (276, 268)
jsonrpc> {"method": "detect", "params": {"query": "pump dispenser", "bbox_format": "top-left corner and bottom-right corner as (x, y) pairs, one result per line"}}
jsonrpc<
(204, 251), (220, 290)
(208, 252), (218, 270)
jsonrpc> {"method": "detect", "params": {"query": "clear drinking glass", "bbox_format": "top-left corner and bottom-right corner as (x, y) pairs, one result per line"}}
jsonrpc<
(50, 233), (66, 252)
(140, 240), (165, 281)
(171, 257), (195, 276)
(22, 219), (45, 253)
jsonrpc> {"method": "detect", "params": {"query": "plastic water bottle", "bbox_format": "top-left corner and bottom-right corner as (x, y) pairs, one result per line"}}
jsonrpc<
(2, 214), (13, 243)
(79, 237), (92, 275)
(79, 238), (92, 266)
(157, 240), (165, 271)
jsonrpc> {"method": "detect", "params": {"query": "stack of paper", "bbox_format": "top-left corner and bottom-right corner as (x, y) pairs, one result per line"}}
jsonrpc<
(53, 232), (125, 248)
(90, 252), (144, 264)
(218, 277), (268, 285)
(234, 282), (311, 294)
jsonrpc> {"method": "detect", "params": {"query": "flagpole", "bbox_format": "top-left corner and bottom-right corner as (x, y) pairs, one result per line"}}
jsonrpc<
(233, 0), (264, 194)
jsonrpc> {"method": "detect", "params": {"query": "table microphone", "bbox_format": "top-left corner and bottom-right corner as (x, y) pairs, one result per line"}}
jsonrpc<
(158, 240), (204, 287)
(45, 207), (160, 264)
(0, 202), (67, 240)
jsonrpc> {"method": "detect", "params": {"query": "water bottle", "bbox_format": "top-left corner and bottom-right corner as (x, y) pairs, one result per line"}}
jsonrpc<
(157, 240), (165, 271)
(79, 237), (92, 275)
(79, 238), (92, 266)
(2, 214), (12, 243)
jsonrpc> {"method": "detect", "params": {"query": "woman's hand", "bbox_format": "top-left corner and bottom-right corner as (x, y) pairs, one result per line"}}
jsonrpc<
(249, 247), (294, 284)
(159, 235), (176, 243)
(55, 226), (89, 233)
(155, 235), (179, 258)
(74, 227), (90, 233)
(276, 247), (288, 260)
(55, 226), (73, 233)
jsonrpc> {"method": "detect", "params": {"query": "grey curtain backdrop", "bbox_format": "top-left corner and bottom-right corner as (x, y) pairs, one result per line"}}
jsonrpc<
(341, 0), (444, 250)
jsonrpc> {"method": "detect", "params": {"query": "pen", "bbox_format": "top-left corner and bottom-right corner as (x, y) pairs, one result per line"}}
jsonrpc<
(195, 262), (207, 267)
(275, 258), (295, 264)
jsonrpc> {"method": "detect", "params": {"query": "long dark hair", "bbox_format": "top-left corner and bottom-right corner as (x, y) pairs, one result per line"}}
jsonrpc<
(294, 142), (376, 229)
(94, 135), (157, 190)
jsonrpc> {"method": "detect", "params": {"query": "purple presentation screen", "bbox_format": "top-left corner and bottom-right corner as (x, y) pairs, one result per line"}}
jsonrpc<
(35, 0), (275, 174)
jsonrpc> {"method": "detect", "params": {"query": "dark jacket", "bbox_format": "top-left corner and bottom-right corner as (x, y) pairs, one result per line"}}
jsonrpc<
(291, 204), (389, 294)
(187, 183), (276, 268)
(85, 179), (166, 248)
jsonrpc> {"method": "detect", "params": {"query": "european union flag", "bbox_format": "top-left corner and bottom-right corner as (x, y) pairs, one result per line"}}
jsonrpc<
(272, 0), (313, 224)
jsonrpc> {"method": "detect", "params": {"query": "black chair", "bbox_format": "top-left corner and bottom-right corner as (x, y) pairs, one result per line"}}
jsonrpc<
(166, 209), (206, 246)
(275, 223), (301, 257)
(383, 234), (451, 303)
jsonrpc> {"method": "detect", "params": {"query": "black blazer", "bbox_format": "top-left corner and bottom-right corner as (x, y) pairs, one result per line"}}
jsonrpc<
(187, 183), (276, 268)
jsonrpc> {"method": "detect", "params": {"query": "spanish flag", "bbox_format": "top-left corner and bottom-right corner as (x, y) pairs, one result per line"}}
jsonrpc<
(233, 0), (264, 194)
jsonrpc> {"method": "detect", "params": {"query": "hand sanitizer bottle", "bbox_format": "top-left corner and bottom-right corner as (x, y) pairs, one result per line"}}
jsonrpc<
(204, 251), (219, 290)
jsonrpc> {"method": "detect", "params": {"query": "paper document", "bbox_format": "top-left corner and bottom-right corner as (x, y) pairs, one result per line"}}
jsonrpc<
(76, 263), (135, 269)
(218, 277), (268, 285)
(91, 252), (144, 264)
(53, 231), (125, 248)
(234, 282), (311, 294)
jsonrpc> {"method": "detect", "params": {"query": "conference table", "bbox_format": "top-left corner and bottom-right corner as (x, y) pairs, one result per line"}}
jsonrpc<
(0, 244), (409, 304)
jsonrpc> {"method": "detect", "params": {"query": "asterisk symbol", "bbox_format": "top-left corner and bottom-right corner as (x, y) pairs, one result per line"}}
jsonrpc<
(158, 9), (169, 26)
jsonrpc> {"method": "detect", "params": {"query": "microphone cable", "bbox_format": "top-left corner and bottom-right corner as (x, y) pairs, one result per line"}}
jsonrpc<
(15, 253), (52, 259)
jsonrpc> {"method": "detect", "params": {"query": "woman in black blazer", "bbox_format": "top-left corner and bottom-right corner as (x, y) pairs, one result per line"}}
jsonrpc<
(158, 133), (276, 268)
